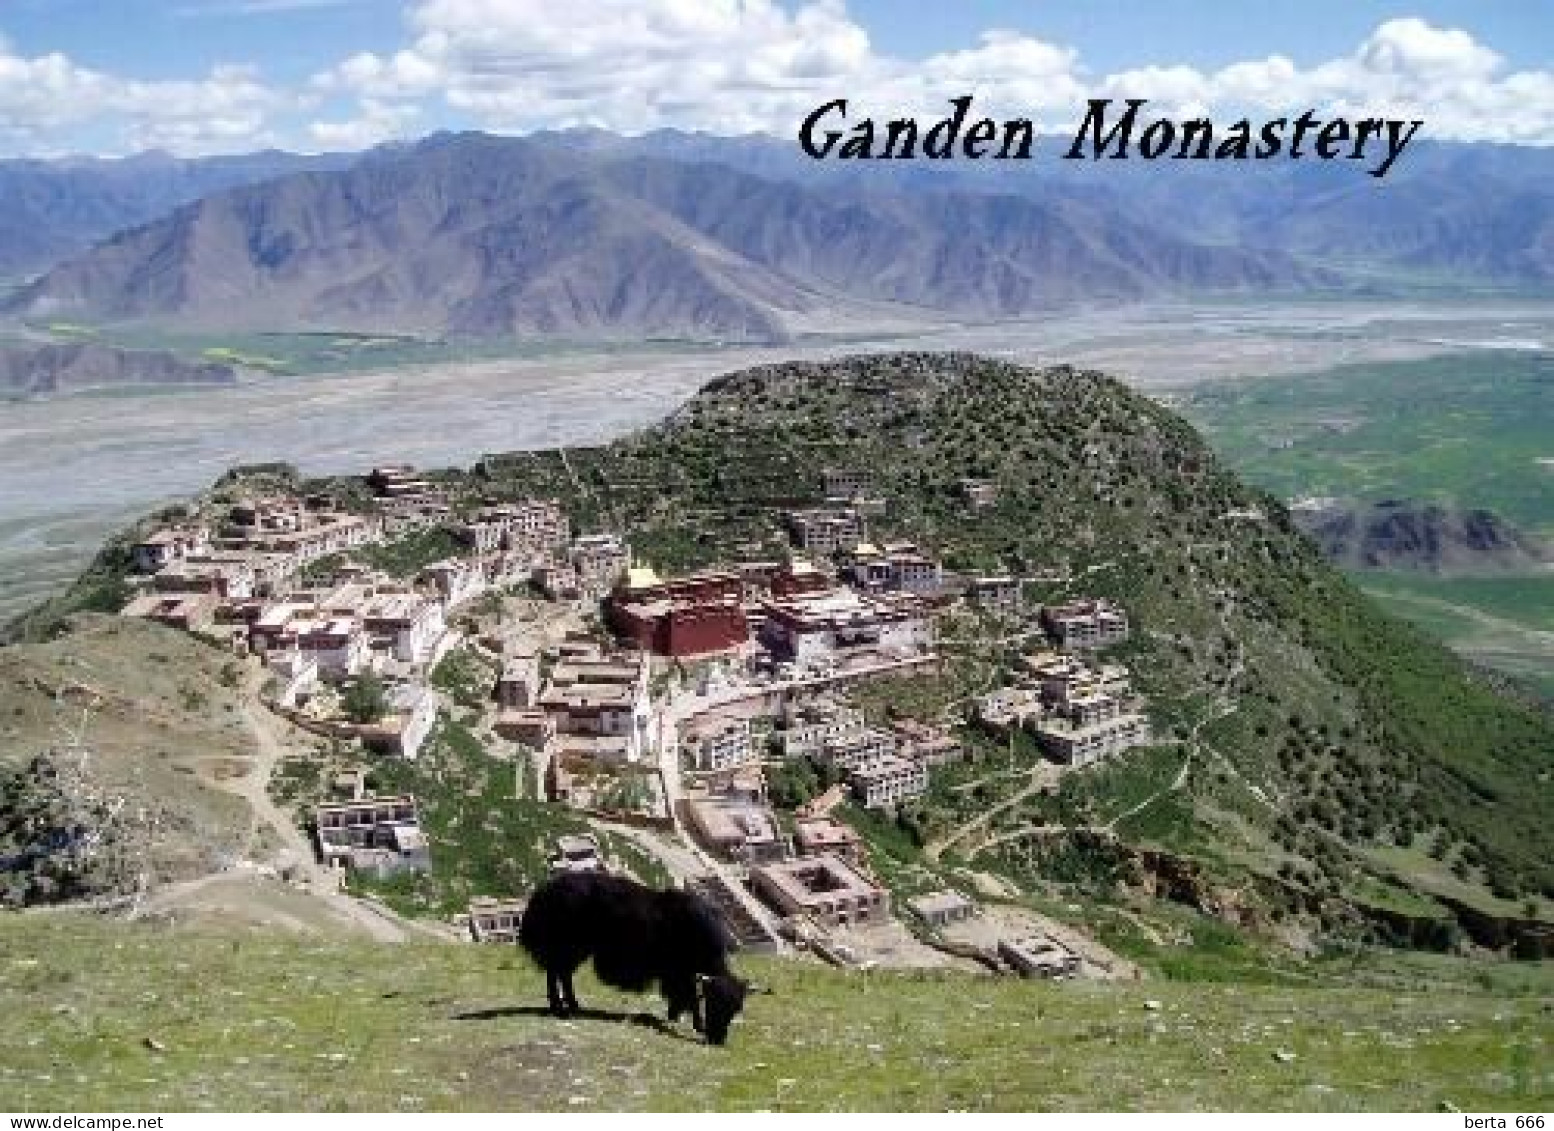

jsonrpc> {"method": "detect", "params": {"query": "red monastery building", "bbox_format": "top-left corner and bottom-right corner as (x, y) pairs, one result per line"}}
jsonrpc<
(606, 567), (750, 658)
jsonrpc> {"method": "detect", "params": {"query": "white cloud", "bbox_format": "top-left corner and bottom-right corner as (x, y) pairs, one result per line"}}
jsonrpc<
(309, 97), (421, 148)
(304, 6), (1554, 147)
(4, 7), (1554, 155)
(0, 45), (291, 155)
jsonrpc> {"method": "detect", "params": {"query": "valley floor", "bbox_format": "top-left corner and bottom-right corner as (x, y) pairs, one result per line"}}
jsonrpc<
(0, 914), (1547, 1112)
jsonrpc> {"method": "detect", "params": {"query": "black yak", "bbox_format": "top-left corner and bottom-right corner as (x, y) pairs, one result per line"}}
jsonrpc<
(518, 870), (752, 1045)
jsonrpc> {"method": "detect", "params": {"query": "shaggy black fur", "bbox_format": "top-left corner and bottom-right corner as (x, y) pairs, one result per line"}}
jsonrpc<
(518, 871), (750, 1045)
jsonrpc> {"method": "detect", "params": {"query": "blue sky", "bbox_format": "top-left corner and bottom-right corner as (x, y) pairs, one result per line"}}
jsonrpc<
(1, 0), (1551, 155)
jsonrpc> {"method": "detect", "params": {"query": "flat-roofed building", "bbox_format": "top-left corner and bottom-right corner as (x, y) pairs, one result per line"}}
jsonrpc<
(538, 650), (653, 762)
(999, 936), (1081, 979)
(683, 794), (786, 865)
(821, 727), (896, 773)
(494, 652), (540, 709)
(976, 687), (1045, 733)
(607, 567), (749, 658)
(550, 833), (604, 873)
(422, 558), (486, 609)
(683, 717), (756, 772)
(793, 817), (864, 866)
(781, 699), (866, 760)
(296, 616), (369, 679)
(968, 575), (1022, 615)
(1041, 599), (1130, 650)
(846, 543), (942, 596)
(785, 508), (865, 555)
(362, 591), (444, 667)
(960, 479), (999, 509)
(366, 465), (435, 499)
(848, 752), (927, 809)
(1032, 707), (1148, 768)
(131, 525), (210, 574)
(151, 555), (256, 600)
(494, 708), (555, 747)
(821, 468), (872, 500)
(122, 591), (218, 632)
(769, 558), (833, 598)
(908, 890), (979, 929)
(760, 588), (932, 666)
(468, 896), (525, 943)
(890, 718), (965, 766)
(571, 533), (631, 596)
(461, 500), (567, 555)
(314, 794), (430, 877)
(750, 853), (889, 927)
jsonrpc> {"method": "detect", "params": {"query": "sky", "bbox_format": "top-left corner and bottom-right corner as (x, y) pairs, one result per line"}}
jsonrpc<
(0, 0), (1551, 156)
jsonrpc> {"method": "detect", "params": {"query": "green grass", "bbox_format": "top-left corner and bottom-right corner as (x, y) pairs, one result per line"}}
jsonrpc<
(0, 914), (1546, 1111)
(345, 716), (667, 919)
(357, 528), (465, 579)
(200, 346), (290, 374)
(430, 647), (495, 711)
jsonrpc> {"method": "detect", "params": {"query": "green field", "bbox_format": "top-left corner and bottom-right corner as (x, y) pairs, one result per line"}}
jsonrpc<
(1181, 351), (1554, 539)
(0, 914), (1547, 1112)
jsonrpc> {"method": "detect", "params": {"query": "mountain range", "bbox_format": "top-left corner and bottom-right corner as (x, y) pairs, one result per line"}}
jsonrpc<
(0, 149), (349, 281)
(3, 130), (1552, 343)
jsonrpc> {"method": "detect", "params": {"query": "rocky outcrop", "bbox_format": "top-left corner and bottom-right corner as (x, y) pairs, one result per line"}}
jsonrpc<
(1293, 498), (1551, 574)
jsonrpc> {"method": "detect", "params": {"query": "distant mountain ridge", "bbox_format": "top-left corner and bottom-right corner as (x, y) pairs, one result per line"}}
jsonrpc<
(3, 132), (1323, 342)
(0, 150), (352, 280)
(5, 129), (1554, 342)
(0, 342), (236, 396)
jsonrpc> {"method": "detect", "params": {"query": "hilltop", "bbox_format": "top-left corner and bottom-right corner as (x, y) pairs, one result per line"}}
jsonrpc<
(6, 352), (1551, 960)
(447, 353), (1553, 937)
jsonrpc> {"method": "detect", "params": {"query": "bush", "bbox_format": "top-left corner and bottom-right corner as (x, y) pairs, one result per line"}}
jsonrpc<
(341, 672), (389, 724)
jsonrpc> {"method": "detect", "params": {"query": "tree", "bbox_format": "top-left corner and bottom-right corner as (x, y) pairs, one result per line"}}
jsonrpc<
(768, 759), (820, 810)
(342, 672), (389, 725)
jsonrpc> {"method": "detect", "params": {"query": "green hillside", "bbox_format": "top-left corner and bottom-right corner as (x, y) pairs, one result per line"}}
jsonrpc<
(0, 914), (1546, 1112)
(446, 354), (1552, 935)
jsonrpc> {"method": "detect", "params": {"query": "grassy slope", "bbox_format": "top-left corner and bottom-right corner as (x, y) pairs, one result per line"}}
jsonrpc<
(1358, 574), (1554, 698)
(0, 914), (1547, 1112)
(0, 616), (254, 883)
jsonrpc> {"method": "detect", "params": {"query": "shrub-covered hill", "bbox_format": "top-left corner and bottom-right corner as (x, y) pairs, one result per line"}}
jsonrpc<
(0, 914), (1547, 1112)
(456, 353), (1552, 937)
(11, 352), (1552, 949)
